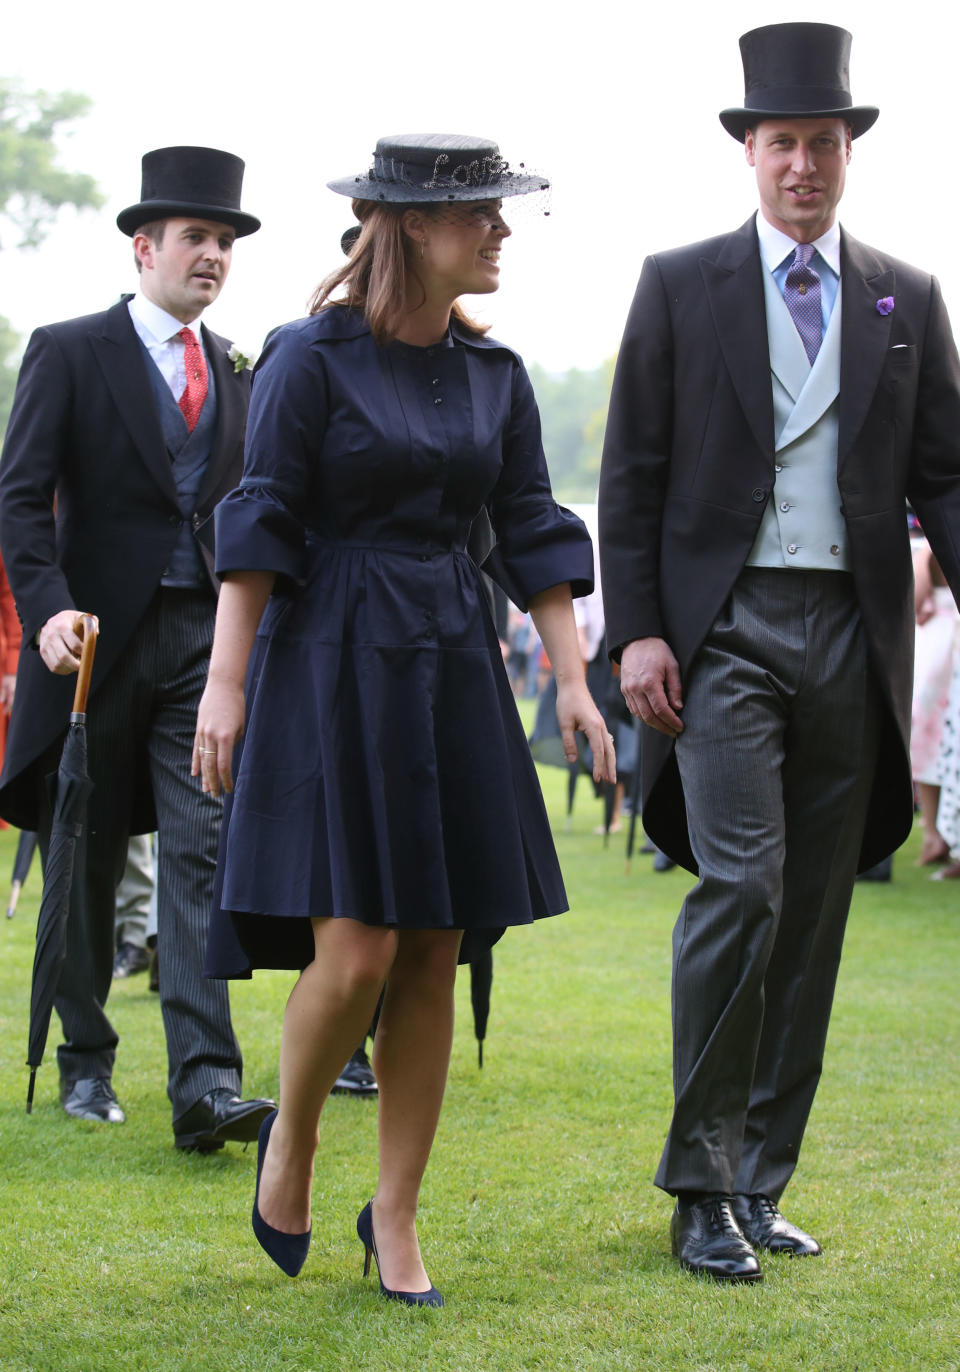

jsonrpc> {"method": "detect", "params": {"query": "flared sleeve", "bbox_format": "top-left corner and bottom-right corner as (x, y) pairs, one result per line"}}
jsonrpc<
(483, 359), (594, 610)
(214, 324), (327, 581)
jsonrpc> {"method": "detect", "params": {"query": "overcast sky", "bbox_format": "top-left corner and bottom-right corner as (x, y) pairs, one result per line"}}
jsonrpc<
(2, 0), (957, 371)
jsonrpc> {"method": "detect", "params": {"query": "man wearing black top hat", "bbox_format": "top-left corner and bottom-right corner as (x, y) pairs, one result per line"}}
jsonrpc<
(600, 24), (960, 1279)
(0, 146), (276, 1149)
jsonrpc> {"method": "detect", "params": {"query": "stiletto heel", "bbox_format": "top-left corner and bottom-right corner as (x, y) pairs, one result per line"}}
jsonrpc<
(251, 1110), (311, 1277)
(356, 1200), (443, 1307)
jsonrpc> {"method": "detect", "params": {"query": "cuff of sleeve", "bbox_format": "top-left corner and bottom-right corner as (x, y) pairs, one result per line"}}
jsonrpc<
(213, 487), (306, 581)
(483, 504), (594, 611)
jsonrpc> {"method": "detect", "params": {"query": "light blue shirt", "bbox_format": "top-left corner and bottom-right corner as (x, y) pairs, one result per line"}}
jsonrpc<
(755, 212), (841, 333)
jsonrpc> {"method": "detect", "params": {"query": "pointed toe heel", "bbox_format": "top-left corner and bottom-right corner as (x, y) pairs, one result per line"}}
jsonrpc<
(251, 1110), (311, 1278)
(356, 1201), (443, 1307)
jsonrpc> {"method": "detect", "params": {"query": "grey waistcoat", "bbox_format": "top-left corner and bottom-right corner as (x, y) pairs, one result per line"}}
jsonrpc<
(747, 265), (850, 572)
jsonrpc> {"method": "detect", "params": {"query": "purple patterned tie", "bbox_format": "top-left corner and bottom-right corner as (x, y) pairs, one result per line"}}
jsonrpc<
(784, 243), (822, 366)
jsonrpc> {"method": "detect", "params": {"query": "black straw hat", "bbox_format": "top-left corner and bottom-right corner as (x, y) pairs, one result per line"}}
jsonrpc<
(327, 134), (549, 203)
(117, 146), (261, 237)
(719, 23), (878, 142)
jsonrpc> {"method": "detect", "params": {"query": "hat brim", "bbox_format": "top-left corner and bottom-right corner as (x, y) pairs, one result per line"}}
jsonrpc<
(326, 172), (549, 203)
(719, 104), (879, 141)
(117, 200), (261, 237)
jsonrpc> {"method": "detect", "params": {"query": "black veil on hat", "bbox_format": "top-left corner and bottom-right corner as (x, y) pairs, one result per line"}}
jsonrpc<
(719, 23), (879, 142)
(117, 146), (261, 237)
(327, 134), (549, 205)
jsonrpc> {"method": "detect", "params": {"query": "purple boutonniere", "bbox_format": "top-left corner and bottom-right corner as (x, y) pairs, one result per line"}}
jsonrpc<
(876, 296), (895, 316)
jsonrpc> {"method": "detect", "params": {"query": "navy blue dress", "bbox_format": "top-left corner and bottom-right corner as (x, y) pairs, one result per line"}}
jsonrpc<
(203, 306), (594, 977)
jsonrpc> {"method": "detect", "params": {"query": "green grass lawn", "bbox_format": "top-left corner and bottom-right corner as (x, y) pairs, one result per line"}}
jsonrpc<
(0, 746), (958, 1371)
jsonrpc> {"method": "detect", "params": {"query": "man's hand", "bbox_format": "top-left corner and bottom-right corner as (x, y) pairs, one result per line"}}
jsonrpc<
(620, 637), (684, 737)
(38, 610), (93, 675)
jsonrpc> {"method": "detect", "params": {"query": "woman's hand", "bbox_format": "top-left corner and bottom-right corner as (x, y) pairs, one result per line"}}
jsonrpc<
(555, 678), (617, 784)
(191, 571), (276, 796)
(192, 676), (246, 796)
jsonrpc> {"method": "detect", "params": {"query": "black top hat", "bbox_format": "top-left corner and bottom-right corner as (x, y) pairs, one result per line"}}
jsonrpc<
(719, 23), (878, 142)
(327, 133), (549, 203)
(116, 146), (261, 237)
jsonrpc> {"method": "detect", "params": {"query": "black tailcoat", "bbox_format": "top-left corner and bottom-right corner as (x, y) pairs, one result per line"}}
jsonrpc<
(599, 217), (960, 872)
(0, 297), (250, 830)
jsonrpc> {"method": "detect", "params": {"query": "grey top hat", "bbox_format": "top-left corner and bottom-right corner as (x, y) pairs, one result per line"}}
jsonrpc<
(117, 145), (261, 237)
(327, 134), (549, 203)
(719, 23), (879, 142)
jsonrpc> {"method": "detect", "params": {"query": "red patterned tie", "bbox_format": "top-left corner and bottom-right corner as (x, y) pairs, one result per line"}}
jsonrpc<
(177, 327), (208, 431)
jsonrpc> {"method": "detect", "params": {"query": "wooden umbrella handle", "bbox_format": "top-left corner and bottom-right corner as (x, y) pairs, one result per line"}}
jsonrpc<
(71, 614), (98, 716)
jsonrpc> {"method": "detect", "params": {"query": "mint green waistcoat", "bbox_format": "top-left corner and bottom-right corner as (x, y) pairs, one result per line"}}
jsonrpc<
(746, 266), (850, 571)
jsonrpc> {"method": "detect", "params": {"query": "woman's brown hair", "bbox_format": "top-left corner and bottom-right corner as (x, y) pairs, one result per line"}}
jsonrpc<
(308, 200), (489, 345)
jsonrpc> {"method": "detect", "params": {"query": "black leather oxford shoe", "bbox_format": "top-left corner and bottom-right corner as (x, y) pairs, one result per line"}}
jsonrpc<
(173, 1088), (277, 1152)
(671, 1196), (762, 1282)
(60, 1076), (126, 1123)
(731, 1194), (822, 1256)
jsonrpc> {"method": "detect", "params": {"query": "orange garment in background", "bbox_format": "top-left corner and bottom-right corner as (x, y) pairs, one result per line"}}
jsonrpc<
(0, 551), (22, 828)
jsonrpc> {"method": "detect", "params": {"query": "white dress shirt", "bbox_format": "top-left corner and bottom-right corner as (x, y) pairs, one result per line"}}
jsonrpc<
(128, 293), (206, 402)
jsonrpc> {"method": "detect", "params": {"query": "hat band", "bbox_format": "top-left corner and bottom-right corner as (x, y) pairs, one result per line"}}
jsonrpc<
(744, 84), (853, 111)
(372, 151), (512, 191)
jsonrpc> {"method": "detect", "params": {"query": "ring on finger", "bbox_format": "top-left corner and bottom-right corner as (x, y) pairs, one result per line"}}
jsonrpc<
(198, 747), (216, 755)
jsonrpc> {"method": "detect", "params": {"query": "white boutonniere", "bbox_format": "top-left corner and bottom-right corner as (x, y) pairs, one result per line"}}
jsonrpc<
(227, 343), (255, 374)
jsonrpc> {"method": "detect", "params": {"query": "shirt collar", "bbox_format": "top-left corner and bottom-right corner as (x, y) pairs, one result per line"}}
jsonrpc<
(754, 210), (842, 277)
(129, 290), (204, 344)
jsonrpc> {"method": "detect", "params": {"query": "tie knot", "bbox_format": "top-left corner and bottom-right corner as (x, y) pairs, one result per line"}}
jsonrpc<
(178, 326), (198, 346)
(793, 243), (814, 270)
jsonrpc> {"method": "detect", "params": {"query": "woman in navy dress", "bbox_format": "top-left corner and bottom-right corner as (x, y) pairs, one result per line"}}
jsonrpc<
(193, 134), (615, 1303)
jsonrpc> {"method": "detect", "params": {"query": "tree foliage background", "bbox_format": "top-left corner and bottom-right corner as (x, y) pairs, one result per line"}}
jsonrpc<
(528, 357), (616, 502)
(0, 79), (102, 437)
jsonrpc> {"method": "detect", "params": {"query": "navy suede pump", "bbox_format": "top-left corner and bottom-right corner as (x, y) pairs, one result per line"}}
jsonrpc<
(251, 1110), (311, 1277)
(357, 1201), (443, 1307)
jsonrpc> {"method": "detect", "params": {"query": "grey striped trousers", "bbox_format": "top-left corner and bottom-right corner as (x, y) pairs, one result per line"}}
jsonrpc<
(655, 568), (882, 1202)
(41, 587), (242, 1118)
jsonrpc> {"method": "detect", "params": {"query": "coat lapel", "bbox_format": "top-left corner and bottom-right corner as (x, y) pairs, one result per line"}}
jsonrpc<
(776, 291), (843, 451)
(701, 217), (776, 462)
(90, 299), (178, 504)
(838, 231), (895, 468)
(198, 326), (245, 510)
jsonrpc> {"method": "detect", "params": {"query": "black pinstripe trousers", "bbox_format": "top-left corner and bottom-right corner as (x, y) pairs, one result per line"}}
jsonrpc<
(655, 568), (882, 1202)
(39, 587), (242, 1118)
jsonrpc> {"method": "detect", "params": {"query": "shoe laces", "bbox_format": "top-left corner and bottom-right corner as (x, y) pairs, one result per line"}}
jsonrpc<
(706, 1197), (741, 1236)
(753, 1195), (782, 1223)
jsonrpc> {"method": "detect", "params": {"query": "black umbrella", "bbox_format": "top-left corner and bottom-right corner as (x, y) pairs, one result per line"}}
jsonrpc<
(469, 949), (493, 1067)
(6, 829), (39, 918)
(26, 615), (97, 1113)
(624, 718), (644, 875)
